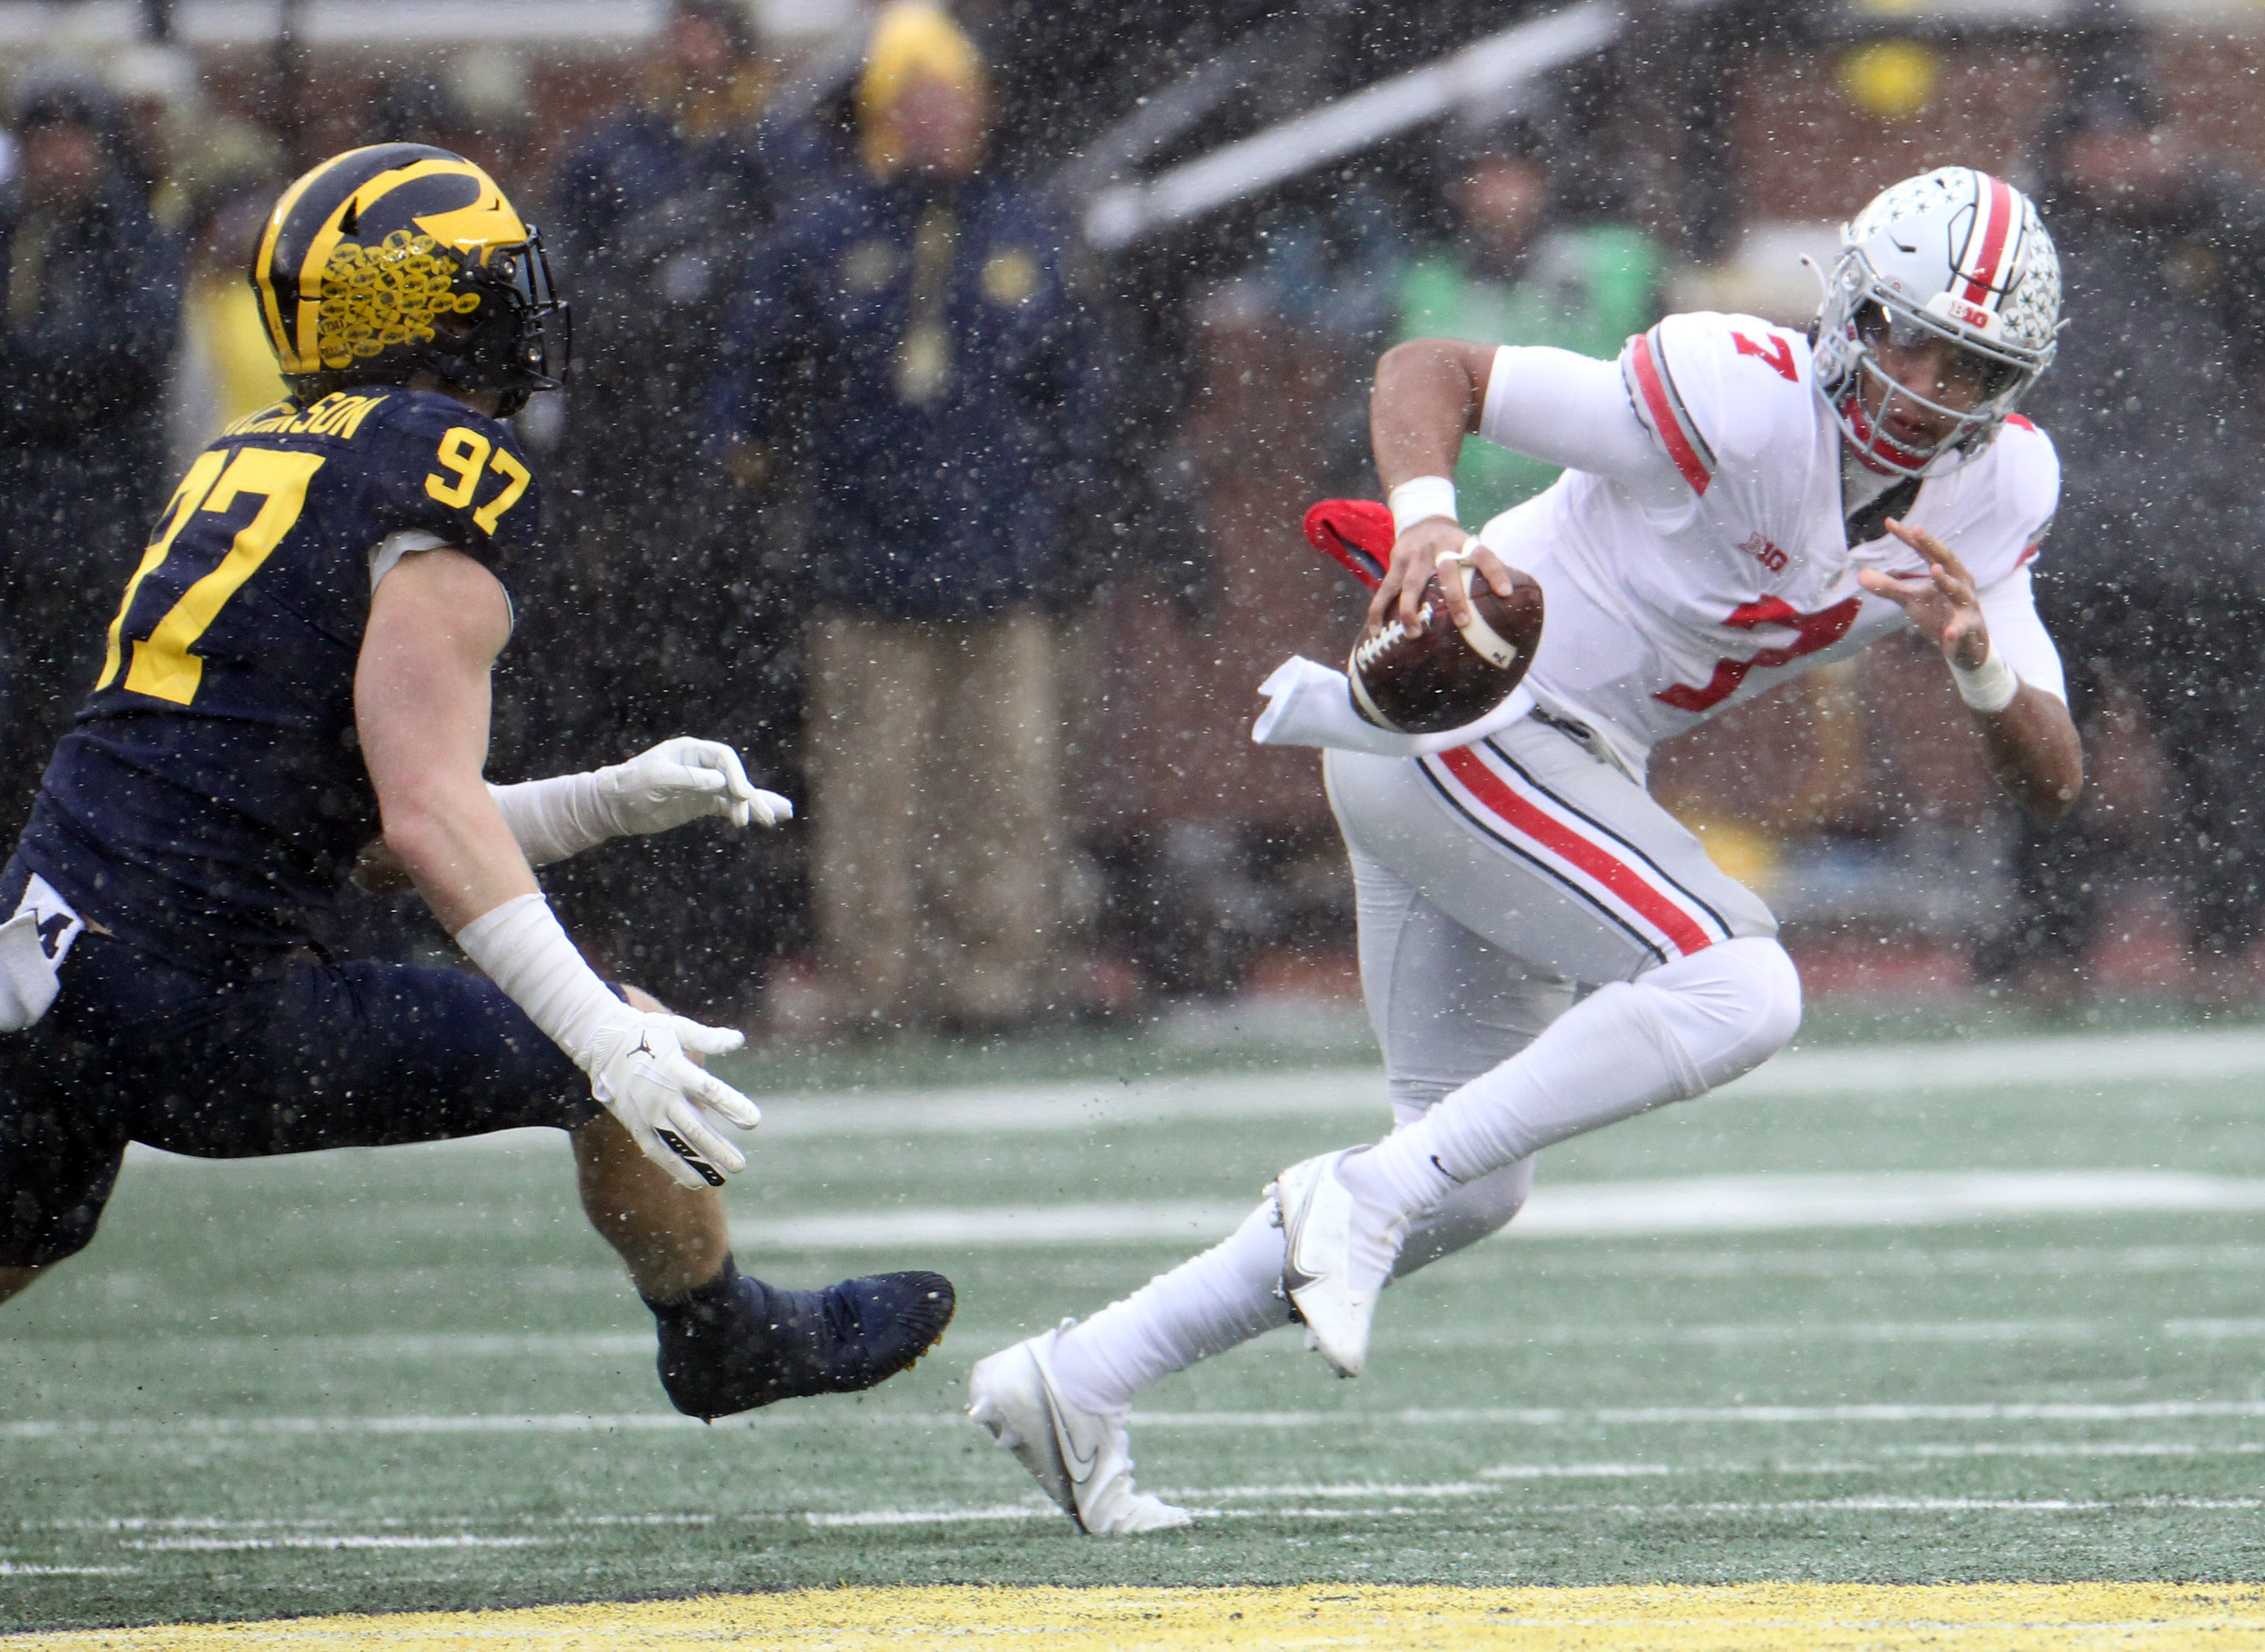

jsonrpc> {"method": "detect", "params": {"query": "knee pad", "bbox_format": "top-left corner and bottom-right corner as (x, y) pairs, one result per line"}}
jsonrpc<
(1637, 937), (1802, 1091)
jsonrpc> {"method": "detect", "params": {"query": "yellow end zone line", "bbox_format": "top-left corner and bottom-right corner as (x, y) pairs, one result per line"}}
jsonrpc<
(9, 1583), (2265, 1651)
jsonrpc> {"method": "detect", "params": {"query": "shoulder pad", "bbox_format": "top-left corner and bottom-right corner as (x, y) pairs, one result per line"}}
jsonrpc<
(358, 388), (511, 444)
(354, 389), (540, 563)
(1976, 414), (2059, 527)
(1924, 415), (2063, 585)
(1623, 312), (1818, 497)
(1983, 415), (2061, 564)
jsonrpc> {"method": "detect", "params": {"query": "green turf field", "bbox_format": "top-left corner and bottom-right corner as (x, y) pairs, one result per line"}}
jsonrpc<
(5, 1019), (2265, 1631)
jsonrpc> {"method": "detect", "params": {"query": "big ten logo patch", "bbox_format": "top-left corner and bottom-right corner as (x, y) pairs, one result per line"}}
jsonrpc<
(1739, 531), (1788, 573)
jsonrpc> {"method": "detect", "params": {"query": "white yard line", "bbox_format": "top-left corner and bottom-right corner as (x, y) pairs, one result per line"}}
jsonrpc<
(37, 1460), (2265, 1547)
(1132, 1400), (2265, 1427)
(799, 1494), (2265, 1527)
(1583, 1496), (2265, 1513)
(1514, 1170), (2265, 1235)
(0, 1331), (658, 1361)
(714, 1170), (2265, 1251)
(12, 1313), (2264, 1368)
(113, 1025), (2265, 1170)
(728, 1025), (2265, 1134)
(35, 1515), (716, 1531)
(117, 1535), (547, 1551)
(804, 1504), (1051, 1527)
(1405, 1319), (2114, 1346)
(732, 1199), (1255, 1248)
(90, 1171), (2254, 1250)
(13, 1398), (2265, 1444)
(1889, 1440), (2265, 1459)
(1505, 1243), (2265, 1278)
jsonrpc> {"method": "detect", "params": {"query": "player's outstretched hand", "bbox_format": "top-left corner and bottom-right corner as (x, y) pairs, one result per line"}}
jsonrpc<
(593, 737), (794, 835)
(579, 1003), (762, 1190)
(1856, 519), (1991, 671)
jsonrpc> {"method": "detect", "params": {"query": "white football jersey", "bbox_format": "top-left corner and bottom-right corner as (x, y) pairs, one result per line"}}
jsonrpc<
(1477, 311), (2061, 776)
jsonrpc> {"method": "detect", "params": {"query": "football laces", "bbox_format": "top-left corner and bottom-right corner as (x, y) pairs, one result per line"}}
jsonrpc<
(1352, 602), (1433, 669)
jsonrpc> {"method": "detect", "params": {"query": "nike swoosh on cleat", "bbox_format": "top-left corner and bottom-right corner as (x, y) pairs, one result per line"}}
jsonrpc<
(1049, 1398), (1101, 1481)
(1277, 1183), (1322, 1296)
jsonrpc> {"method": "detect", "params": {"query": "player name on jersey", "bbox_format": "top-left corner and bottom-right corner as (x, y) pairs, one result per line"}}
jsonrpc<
(227, 392), (389, 443)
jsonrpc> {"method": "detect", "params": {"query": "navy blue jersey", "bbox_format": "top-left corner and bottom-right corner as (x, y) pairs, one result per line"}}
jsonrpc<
(15, 388), (541, 966)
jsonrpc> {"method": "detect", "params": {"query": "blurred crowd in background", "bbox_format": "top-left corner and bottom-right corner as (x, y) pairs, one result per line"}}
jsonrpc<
(3, 0), (2265, 1037)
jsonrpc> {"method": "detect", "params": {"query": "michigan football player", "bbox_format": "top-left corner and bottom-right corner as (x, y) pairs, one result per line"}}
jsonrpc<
(0, 144), (955, 1418)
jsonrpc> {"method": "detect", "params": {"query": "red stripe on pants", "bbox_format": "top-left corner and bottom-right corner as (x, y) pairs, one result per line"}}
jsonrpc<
(1436, 747), (1714, 958)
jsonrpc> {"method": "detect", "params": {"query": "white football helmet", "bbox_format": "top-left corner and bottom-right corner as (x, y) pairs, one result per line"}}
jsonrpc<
(1813, 166), (2062, 476)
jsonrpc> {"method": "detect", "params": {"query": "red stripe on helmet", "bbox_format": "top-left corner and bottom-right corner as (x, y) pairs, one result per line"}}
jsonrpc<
(1960, 174), (2016, 308)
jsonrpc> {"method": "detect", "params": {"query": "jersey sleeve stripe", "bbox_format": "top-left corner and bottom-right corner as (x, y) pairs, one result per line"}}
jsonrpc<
(1625, 329), (1714, 496)
(1425, 744), (1722, 961)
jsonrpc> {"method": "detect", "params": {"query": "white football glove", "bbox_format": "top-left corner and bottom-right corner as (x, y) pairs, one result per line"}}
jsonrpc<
(592, 737), (794, 836)
(579, 1002), (763, 1190)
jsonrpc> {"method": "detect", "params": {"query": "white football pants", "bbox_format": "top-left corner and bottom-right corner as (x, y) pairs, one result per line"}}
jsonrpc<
(1048, 716), (1801, 1416)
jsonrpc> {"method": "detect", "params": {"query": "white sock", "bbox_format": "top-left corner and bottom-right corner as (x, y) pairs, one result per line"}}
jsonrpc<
(1048, 1198), (1294, 1414)
(1338, 1133), (1459, 1215)
(1039, 943), (1798, 1410)
(1355, 938), (1802, 1215)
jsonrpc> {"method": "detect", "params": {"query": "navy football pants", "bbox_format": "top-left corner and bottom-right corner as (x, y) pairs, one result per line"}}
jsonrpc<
(0, 928), (597, 1268)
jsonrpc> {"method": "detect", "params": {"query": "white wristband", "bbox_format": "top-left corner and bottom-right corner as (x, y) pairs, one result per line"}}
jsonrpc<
(487, 773), (612, 867)
(453, 893), (619, 1068)
(1388, 475), (1458, 537)
(1949, 640), (2020, 714)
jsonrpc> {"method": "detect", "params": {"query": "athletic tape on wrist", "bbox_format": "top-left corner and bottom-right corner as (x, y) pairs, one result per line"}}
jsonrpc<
(1388, 475), (1457, 537)
(453, 893), (621, 1067)
(487, 772), (611, 866)
(1950, 641), (2020, 714)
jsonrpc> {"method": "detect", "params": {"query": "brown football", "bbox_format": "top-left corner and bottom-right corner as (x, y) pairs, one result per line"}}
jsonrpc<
(1348, 561), (1545, 734)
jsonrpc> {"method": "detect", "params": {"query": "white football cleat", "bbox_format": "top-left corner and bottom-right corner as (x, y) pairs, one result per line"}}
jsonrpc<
(1271, 1148), (1408, 1378)
(967, 1323), (1193, 1536)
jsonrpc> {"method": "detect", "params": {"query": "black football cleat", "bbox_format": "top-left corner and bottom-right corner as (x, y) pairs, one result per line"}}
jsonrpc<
(647, 1256), (956, 1420)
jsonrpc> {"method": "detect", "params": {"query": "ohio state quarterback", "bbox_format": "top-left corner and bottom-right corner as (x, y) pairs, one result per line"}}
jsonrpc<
(968, 166), (2083, 1533)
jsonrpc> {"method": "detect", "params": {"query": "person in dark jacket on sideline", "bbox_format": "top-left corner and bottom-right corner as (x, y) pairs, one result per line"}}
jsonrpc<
(1985, 50), (2265, 1001)
(0, 76), (179, 834)
(708, 1), (1109, 1034)
(523, 0), (825, 1011)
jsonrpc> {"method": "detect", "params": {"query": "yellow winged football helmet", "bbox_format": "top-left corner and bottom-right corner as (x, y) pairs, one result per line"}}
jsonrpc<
(251, 143), (568, 413)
